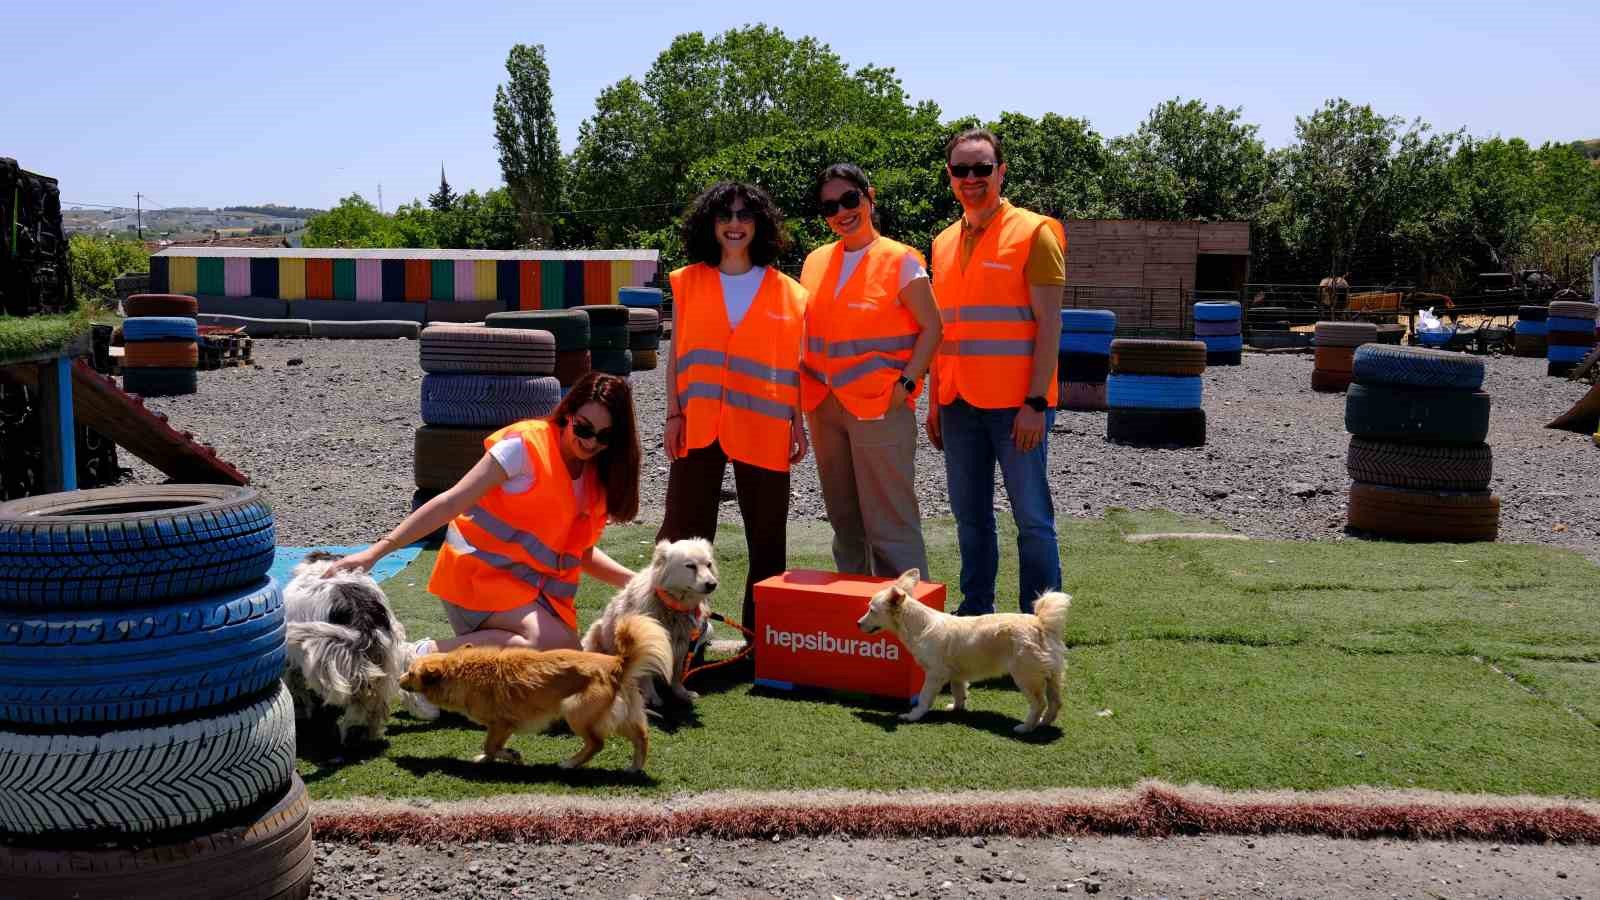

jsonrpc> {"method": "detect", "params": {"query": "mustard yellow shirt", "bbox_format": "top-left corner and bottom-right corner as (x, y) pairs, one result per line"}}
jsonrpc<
(957, 200), (1066, 286)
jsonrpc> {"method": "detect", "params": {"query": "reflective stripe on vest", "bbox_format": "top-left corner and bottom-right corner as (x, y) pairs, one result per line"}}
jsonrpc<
(442, 524), (580, 599)
(669, 263), (807, 471)
(930, 204), (1063, 409)
(798, 236), (927, 418)
(461, 503), (583, 571)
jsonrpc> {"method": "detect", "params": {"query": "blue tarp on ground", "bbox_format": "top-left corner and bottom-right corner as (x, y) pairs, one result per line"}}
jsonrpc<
(269, 544), (422, 587)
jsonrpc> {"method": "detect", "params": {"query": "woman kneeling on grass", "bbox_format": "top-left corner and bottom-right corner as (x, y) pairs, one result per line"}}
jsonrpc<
(325, 371), (642, 716)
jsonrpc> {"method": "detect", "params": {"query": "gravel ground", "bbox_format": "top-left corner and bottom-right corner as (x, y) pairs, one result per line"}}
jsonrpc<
(310, 832), (1600, 898)
(126, 338), (1600, 558)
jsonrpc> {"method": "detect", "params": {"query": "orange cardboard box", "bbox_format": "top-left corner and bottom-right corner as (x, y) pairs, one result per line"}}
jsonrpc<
(753, 570), (946, 701)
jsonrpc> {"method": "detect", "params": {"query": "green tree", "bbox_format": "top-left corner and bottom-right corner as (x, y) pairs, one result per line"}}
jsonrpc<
(991, 111), (1116, 221)
(303, 194), (406, 248)
(428, 165), (458, 212)
(493, 43), (562, 247)
(568, 25), (936, 249)
(1106, 99), (1268, 221)
(68, 234), (149, 300)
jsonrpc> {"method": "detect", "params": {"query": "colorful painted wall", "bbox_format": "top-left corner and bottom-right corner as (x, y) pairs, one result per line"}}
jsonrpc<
(148, 249), (659, 315)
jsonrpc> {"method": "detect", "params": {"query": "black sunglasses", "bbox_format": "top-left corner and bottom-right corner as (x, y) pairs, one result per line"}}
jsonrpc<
(819, 189), (863, 218)
(571, 417), (612, 446)
(715, 207), (756, 224)
(948, 162), (996, 179)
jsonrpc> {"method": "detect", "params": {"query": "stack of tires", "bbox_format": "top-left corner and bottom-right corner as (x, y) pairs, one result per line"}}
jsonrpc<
(1106, 339), (1207, 447)
(488, 310), (591, 389)
(123, 294), (200, 397)
(415, 324), (561, 513)
(0, 485), (310, 899)
(1545, 300), (1598, 376)
(1310, 321), (1379, 392)
(575, 305), (633, 378)
(1058, 308), (1115, 411)
(628, 307), (662, 371)
(1344, 346), (1498, 542)
(1513, 305), (1548, 358)
(1193, 301), (1242, 366)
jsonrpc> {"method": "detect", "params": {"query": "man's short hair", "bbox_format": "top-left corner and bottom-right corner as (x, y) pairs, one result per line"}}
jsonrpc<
(944, 128), (1005, 166)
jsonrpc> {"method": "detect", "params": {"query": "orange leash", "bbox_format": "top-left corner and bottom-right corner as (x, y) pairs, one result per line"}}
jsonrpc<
(682, 611), (753, 683)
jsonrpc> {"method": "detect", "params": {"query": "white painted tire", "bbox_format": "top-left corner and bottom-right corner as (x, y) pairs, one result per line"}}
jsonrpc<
(0, 683), (295, 836)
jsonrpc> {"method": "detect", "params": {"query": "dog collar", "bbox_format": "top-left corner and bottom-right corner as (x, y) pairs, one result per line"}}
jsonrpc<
(656, 588), (702, 614)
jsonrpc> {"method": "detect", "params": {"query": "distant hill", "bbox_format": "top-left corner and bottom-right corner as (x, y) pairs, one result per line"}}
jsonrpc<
(63, 203), (326, 238)
(1580, 139), (1600, 164)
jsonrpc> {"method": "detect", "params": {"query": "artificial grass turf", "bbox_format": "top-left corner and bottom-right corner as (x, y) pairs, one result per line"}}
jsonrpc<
(0, 311), (90, 364)
(299, 511), (1600, 801)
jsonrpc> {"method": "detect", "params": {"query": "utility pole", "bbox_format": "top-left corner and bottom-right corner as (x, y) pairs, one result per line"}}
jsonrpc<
(378, 183), (384, 214)
(135, 193), (143, 240)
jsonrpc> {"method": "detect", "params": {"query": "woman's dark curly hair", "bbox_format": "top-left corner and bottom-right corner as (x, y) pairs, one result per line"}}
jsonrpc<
(679, 181), (789, 267)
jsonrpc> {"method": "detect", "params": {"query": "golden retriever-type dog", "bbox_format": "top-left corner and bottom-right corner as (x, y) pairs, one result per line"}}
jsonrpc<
(857, 569), (1072, 734)
(398, 615), (673, 771)
(582, 538), (719, 706)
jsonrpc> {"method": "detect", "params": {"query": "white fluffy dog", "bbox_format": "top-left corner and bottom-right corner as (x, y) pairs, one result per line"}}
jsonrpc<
(582, 538), (719, 706)
(857, 569), (1072, 734)
(282, 551), (411, 745)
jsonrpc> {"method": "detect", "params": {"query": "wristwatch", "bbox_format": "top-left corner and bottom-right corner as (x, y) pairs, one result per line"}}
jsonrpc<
(897, 375), (916, 392)
(1023, 395), (1048, 412)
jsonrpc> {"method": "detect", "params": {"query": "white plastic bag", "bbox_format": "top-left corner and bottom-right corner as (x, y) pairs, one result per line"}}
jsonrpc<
(1416, 307), (1447, 333)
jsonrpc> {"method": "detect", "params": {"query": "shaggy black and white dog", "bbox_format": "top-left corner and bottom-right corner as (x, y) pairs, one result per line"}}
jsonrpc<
(283, 551), (410, 745)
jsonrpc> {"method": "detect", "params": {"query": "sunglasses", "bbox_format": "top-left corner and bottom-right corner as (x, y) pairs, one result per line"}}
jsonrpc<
(571, 417), (613, 446)
(819, 189), (863, 218)
(715, 207), (756, 224)
(948, 162), (996, 179)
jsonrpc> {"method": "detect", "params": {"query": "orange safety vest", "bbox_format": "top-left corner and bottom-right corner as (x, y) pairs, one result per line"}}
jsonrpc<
(799, 235), (927, 420)
(427, 419), (607, 632)
(930, 203), (1064, 409)
(669, 263), (807, 472)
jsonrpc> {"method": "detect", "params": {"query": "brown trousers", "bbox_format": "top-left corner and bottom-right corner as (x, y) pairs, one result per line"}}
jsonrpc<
(656, 440), (789, 641)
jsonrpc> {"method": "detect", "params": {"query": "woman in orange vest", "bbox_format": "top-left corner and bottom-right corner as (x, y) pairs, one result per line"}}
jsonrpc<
(325, 372), (642, 712)
(660, 181), (809, 661)
(800, 163), (943, 579)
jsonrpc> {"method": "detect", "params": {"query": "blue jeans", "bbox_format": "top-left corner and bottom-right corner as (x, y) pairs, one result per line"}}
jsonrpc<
(940, 398), (1061, 615)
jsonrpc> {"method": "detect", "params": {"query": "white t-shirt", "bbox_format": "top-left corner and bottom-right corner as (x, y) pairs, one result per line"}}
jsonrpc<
(489, 435), (585, 504)
(835, 242), (927, 294)
(719, 266), (767, 329)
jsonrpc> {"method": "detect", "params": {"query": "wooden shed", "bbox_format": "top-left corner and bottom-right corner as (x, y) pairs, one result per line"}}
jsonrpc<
(1062, 220), (1250, 331)
(1065, 220), (1250, 293)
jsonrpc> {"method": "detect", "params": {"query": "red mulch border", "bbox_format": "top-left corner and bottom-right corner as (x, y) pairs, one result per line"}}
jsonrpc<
(313, 784), (1600, 846)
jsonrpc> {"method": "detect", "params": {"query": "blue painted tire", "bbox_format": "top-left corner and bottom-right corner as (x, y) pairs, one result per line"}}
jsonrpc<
(1193, 320), (1242, 337)
(0, 485), (275, 611)
(1546, 316), (1596, 333)
(1192, 301), (1242, 322)
(1200, 334), (1244, 352)
(1060, 309), (1117, 333)
(1547, 344), (1590, 363)
(619, 288), (663, 308)
(1514, 320), (1548, 336)
(1060, 331), (1115, 354)
(419, 373), (562, 427)
(124, 317), (200, 342)
(1107, 374), (1203, 410)
(1351, 345), (1485, 390)
(0, 579), (285, 726)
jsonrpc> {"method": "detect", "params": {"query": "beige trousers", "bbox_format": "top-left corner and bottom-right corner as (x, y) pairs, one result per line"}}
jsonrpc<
(806, 393), (930, 579)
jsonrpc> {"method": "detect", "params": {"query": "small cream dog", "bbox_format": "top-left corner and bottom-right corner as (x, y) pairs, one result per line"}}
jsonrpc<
(857, 569), (1072, 733)
(582, 538), (719, 706)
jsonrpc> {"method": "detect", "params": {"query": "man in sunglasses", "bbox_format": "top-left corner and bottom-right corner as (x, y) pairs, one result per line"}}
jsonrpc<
(926, 127), (1065, 616)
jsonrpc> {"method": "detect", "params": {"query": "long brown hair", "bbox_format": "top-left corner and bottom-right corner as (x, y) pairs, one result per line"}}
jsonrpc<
(549, 372), (640, 523)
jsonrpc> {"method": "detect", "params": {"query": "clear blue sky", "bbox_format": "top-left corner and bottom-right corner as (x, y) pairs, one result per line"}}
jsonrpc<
(7, 0), (1594, 212)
